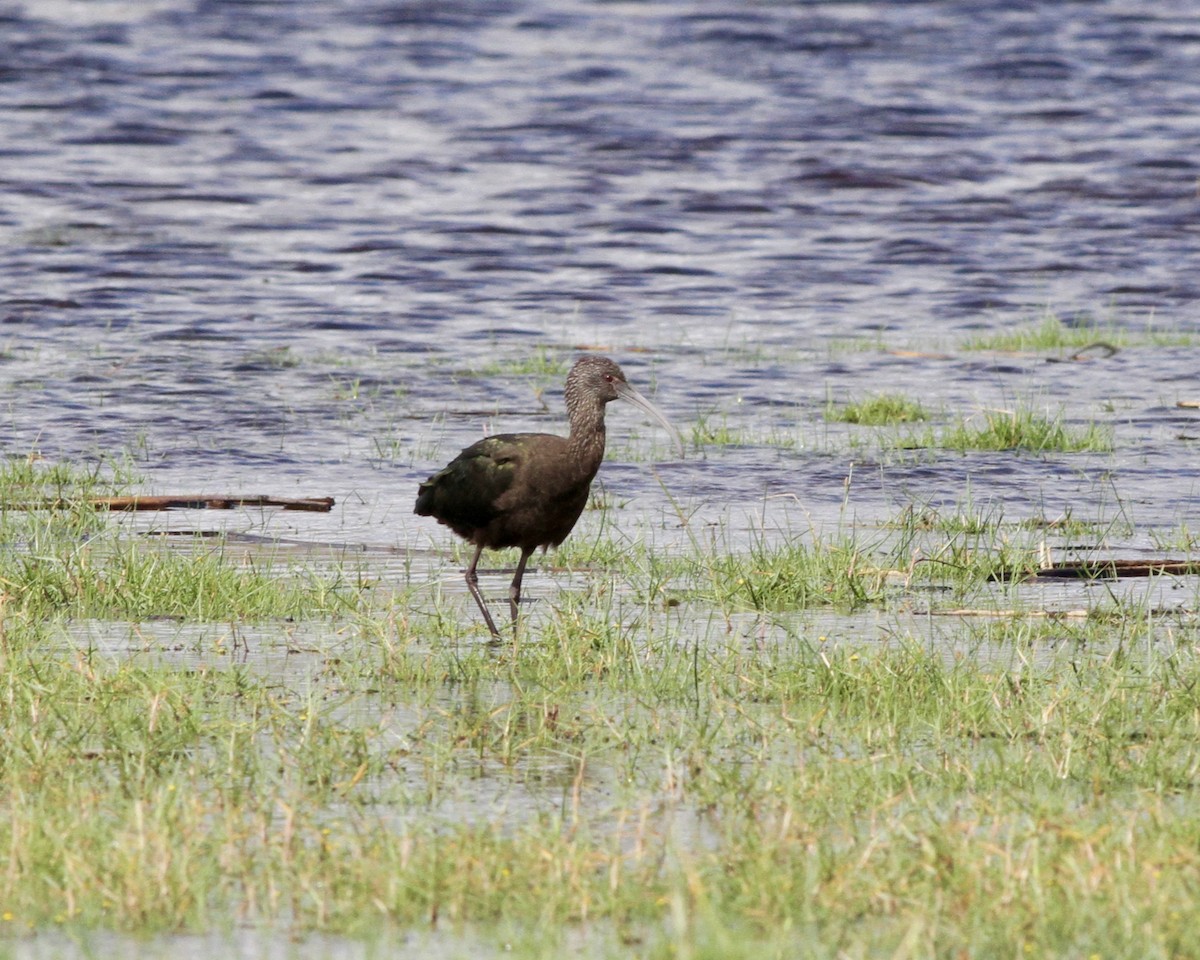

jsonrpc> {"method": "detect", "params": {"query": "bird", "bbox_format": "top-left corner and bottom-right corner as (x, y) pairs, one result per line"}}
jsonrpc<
(414, 355), (683, 638)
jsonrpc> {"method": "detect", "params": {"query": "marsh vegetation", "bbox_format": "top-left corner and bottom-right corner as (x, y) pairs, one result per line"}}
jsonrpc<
(4, 321), (1199, 960)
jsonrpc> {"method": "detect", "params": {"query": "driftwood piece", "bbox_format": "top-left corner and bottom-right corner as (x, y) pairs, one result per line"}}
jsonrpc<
(1033, 559), (1200, 579)
(935, 608), (1093, 619)
(6, 495), (335, 513)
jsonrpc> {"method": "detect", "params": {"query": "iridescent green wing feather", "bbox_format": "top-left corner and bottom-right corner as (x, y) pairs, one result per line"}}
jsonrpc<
(415, 434), (524, 528)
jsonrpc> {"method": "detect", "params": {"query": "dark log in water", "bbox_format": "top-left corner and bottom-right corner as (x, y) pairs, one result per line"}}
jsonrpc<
(5, 495), (335, 513)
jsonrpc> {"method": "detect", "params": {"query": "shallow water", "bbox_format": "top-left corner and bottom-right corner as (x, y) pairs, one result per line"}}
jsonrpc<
(2, 0), (1199, 541)
(4, 0), (1200, 953)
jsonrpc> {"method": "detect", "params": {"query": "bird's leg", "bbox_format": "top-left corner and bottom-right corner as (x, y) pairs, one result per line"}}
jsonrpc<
(465, 544), (501, 638)
(509, 548), (533, 631)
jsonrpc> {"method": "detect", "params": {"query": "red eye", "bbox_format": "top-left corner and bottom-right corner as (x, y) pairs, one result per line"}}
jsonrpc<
(603, 373), (614, 382)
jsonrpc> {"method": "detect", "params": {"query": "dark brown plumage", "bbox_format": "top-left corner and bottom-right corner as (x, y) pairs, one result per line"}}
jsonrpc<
(415, 355), (681, 638)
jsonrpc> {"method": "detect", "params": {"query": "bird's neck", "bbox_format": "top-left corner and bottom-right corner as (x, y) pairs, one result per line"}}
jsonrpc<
(567, 398), (608, 480)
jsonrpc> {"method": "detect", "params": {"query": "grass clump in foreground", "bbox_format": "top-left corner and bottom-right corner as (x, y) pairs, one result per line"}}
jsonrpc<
(686, 408), (799, 450)
(697, 534), (892, 611)
(3, 541), (364, 621)
(474, 345), (568, 378)
(5, 614), (1200, 959)
(0, 455), (368, 622)
(678, 503), (1049, 613)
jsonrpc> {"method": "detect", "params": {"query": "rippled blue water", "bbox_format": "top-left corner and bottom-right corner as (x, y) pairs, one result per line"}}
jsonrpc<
(1, 0), (1198, 547)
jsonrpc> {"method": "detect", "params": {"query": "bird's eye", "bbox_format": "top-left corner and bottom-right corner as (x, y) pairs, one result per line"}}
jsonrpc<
(603, 373), (614, 382)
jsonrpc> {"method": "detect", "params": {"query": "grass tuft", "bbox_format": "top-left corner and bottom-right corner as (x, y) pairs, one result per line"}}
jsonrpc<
(696, 534), (893, 611)
(826, 393), (928, 425)
(0, 457), (369, 623)
(938, 406), (1113, 452)
(961, 310), (1198, 352)
(2, 541), (363, 621)
(893, 405), (1114, 453)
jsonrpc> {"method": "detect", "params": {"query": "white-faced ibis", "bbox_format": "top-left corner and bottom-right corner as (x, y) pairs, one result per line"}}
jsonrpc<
(414, 355), (683, 638)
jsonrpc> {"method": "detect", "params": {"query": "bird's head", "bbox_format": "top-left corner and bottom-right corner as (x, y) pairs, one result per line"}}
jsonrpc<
(567, 355), (628, 405)
(566, 355), (684, 457)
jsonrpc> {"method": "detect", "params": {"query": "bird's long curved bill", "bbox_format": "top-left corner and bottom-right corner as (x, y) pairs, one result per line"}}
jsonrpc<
(615, 382), (686, 458)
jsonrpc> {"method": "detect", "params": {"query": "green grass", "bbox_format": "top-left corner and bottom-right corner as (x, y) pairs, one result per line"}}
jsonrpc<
(474, 346), (569, 378)
(6, 454), (1200, 958)
(696, 534), (893, 611)
(6, 624), (1200, 958)
(685, 408), (799, 450)
(238, 345), (302, 369)
(0, 453), (136, 501)
(962, 312), (1113, 352)
(883, 501), (1133, 583)
(900, 404), (1114, 453)
(0, 455), (371, 622)
(689, 394), (1108, 459)
(2, 540), (365, 621)
(1150, 521), (1200, 552)
(940, 407), (1113, 452)
(689, 411), (749, 447)
(961, 310), (1198, 353)
(453, 503), (1053, 618)
(825, 393), (928, 425)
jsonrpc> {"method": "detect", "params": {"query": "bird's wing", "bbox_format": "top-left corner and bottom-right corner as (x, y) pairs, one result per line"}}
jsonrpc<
(415, 434), (525, 527)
